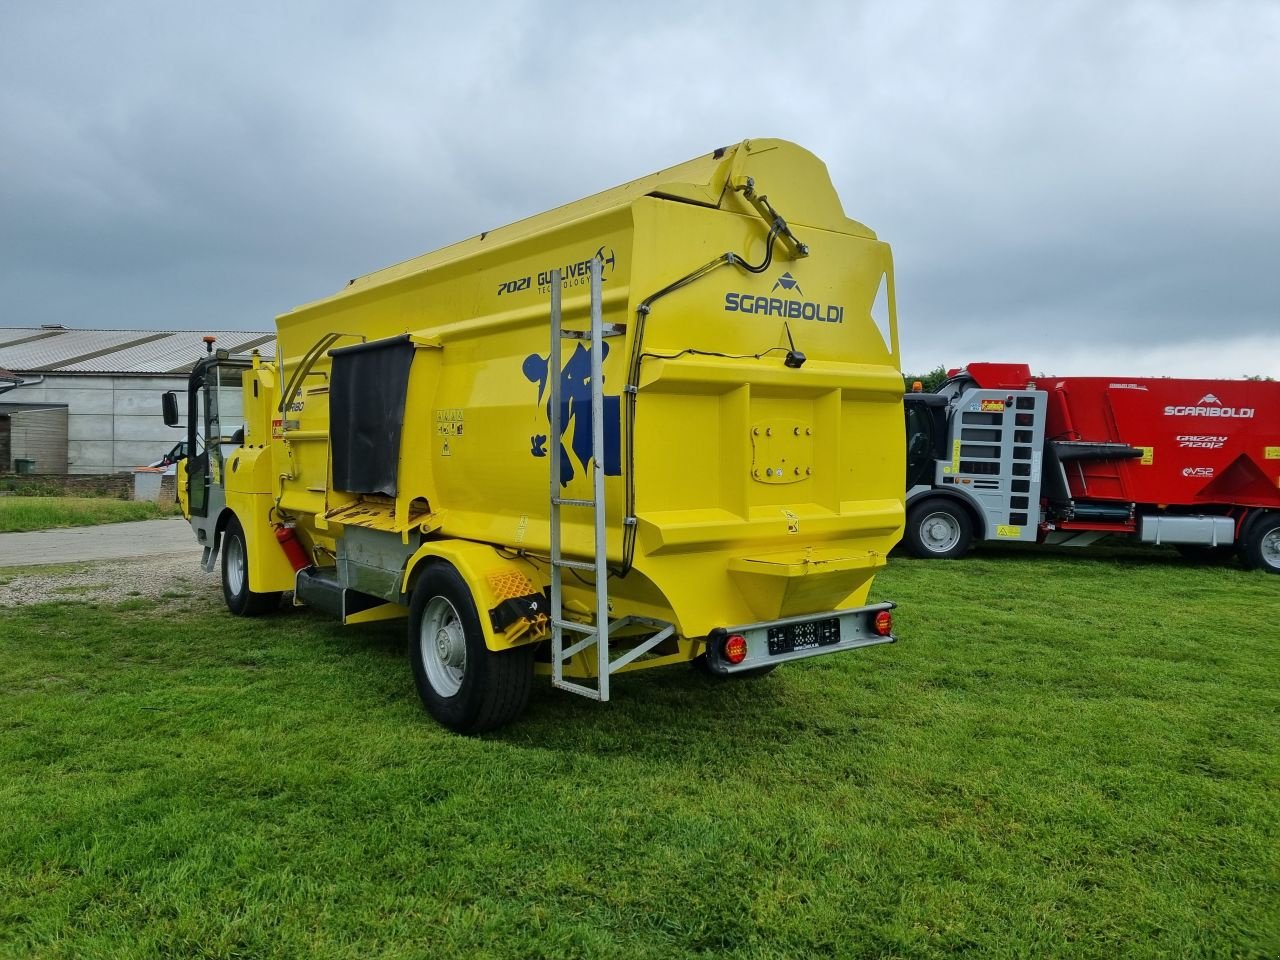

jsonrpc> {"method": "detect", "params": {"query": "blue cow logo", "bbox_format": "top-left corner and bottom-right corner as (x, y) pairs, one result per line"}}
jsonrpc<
(596, 246), (617, 275)
(522, 342), (622, 486)
(772, 271), (803, 296)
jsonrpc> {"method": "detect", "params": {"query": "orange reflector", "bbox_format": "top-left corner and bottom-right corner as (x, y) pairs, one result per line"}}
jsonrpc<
(873, 611), (893, 636)
(724, 634), (748, 664)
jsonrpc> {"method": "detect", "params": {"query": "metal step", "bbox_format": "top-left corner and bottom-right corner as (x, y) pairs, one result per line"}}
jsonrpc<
(552, 557), (596, 572)
(552, 619), (597, 634)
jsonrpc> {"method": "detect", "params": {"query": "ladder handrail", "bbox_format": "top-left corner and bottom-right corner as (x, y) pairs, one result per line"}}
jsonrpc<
(548, 269), (567, 693)
(588, 257), (610, 696)
(547, 259), (671, 701)
(548, 260), (612, 701)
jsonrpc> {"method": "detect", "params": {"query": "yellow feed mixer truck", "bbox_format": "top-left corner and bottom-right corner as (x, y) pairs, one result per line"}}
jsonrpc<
(162, 139), (907, 732)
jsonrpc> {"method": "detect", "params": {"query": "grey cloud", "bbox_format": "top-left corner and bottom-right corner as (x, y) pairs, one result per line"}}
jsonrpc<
(1, 0), (1277, 375)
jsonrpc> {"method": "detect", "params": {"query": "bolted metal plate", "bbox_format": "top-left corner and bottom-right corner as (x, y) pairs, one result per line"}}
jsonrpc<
(750, 418), (813, 484)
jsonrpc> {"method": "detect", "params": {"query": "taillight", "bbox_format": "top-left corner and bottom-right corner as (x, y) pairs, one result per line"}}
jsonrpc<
(873, 611), (893, 636)
(723, 634), (748, 664)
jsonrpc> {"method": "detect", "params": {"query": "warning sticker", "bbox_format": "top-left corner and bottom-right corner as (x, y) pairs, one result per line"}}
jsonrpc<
(1138, 446), (1154, 465)
(996, 525), (1021, 538)
(1266, 446), (1280, 460)
(435, 408), (465, 437)
(441, 439), (452, 457)
(980, 399), (1006, 413)
(951, 439), (961, 472)
(783, 509), (800, 535)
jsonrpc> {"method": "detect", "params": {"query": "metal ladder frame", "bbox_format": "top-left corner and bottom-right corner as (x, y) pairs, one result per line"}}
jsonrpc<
(547, 260), (674, 700)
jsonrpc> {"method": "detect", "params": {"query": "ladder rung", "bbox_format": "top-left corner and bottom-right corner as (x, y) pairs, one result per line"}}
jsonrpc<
(552, 679), (604, 700)
(553, 619), (597, 634)
(552, 497), (596, 507)
(553, 558), (596, 572)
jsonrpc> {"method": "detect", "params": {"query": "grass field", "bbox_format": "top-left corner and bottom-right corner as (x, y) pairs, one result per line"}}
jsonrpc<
(1, 551), (1276, 959)
(0, 496), (178, 533)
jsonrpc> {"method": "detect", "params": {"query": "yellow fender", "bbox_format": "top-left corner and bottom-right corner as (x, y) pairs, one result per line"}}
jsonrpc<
(225, 446), (298, 594)
(401, 540), (548, 652)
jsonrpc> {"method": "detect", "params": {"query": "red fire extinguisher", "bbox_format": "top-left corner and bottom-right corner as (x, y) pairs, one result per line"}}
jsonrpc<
(274, 522), (310, 572)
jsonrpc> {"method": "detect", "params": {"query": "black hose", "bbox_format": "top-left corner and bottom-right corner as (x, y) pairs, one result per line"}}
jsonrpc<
(618, 225), (785, 574)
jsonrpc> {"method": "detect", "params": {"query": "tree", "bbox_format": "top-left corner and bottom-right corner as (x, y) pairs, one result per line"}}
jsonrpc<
(903, 364), (949, 393)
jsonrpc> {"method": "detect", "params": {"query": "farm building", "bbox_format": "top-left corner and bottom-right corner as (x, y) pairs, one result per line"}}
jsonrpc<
(0, 326), (275, 475)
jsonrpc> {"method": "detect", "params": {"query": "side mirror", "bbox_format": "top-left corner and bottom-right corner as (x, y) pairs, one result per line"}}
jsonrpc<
(162, 391), (180, 427)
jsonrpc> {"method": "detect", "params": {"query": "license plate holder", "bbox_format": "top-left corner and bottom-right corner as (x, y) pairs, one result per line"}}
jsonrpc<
(767, 616), (841, 656)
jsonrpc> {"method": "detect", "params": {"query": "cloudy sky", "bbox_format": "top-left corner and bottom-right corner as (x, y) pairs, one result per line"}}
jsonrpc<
(2, 1), (1277, 378)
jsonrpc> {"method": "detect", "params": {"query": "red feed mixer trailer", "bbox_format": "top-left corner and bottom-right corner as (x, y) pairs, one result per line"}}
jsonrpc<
(902, 362), (1280, 571)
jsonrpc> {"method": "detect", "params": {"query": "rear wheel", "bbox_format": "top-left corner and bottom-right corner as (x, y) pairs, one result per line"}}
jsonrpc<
(408, 563), (534, 733)
(1239, 514), (1280, 574)
(221, 515), (281, 616)
(904, 498), (973, 559)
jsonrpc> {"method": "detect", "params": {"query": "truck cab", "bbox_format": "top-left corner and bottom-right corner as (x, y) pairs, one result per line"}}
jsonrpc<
(901, 369), (1048, 558)
(162, 348), (252, 563)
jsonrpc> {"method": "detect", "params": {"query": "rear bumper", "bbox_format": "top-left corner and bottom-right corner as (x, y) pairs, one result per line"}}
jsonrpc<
(704, 601), (897, 674)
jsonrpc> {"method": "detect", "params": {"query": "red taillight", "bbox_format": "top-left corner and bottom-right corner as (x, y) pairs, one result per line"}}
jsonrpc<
(723, 634), (749, 665)
(873, 611), (893, 636)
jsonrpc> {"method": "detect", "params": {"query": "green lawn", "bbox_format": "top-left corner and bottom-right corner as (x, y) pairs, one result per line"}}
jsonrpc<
(1, 552), (1276, 959)
(0, 496), (178, 533)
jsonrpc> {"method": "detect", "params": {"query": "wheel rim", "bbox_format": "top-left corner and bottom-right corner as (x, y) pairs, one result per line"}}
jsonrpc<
(226, 533), (246, 596)
(919, 511), (962, 553)
(1261, 527), (1280, 570)
(420, 596), (467, 697)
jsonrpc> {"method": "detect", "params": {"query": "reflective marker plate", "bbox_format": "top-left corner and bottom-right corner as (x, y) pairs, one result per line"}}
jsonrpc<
(767, 617), (840, 656)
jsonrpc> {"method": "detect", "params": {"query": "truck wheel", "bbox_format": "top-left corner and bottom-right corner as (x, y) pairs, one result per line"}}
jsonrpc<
(904, 499), (973, 559)
(408, 564), (535, 733)
(221, 515), (281, 616)
(1239, 514), (1280, 574)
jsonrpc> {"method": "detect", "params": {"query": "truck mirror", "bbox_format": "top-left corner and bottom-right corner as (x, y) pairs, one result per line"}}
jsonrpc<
(162, 391), (180, 427)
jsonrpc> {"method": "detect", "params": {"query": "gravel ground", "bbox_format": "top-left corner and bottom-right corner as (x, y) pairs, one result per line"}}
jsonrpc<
(0, 554), (223, 607)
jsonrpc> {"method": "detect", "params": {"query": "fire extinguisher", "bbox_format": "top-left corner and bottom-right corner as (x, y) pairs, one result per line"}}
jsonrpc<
(274, 522), (311, 572)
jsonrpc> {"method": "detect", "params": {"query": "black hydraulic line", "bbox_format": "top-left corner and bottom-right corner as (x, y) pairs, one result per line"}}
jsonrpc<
(618, 217), (791, 575)
(278, 332), (341, 413)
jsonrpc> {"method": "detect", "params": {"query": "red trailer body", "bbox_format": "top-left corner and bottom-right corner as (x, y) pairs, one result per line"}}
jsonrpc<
(963, 363), (1280, 510)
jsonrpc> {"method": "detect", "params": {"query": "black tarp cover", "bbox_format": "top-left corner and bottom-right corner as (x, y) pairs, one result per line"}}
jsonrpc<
(329, 335), (415, 496)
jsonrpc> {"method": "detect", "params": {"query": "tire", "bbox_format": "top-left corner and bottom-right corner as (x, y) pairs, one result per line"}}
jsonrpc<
(408, 563), (535, 733)
(221, 515), (281, 616)
(904, 498), (973, 559)
(1175, 544), (1236, 565)
(1239, 514), (1280, 574)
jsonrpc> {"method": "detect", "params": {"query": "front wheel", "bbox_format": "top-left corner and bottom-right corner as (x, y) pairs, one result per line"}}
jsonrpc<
(1239, 514), (1280, 574)
(221, 515), (281, 616)
(408, 564), (534, 733)
(904, 498), (974, 559)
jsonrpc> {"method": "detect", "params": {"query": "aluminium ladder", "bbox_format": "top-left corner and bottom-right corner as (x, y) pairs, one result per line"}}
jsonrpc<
(547, 260), (673, 700)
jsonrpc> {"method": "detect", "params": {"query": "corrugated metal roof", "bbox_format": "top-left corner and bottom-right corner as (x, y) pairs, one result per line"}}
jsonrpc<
(0, 327), (276, 374)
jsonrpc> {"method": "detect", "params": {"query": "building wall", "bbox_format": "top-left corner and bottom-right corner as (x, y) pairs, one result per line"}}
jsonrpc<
(3, 374), (189, 474)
